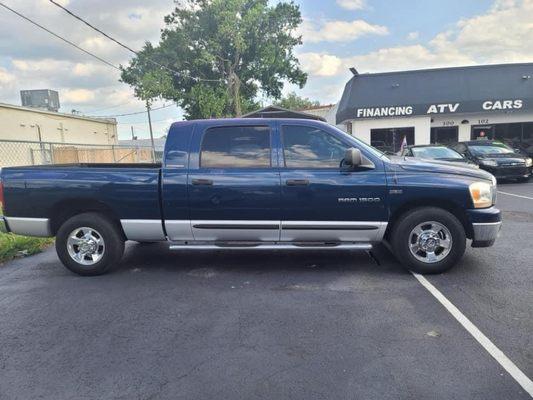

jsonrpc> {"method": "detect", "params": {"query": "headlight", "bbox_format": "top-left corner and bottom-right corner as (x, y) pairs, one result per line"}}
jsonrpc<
(481, 159), (498, 167)
(526, 158), (532, 167)
(469, 182), (494, 208)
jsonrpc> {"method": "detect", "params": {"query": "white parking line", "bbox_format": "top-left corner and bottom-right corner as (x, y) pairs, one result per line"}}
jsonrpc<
(498, 191), (533, 201)
(412, 273), (533, 397)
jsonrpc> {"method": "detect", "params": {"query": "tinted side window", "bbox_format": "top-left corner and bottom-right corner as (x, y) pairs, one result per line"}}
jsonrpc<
(200, 126), (271, 168)
(282, 125), (348, 168)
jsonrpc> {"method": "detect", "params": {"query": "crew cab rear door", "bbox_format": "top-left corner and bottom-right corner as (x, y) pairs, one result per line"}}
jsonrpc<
(187, 121), (281, 241)
(279, 122), (388, 242)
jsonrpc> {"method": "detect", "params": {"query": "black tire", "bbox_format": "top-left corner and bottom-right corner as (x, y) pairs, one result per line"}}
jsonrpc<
(391, 207), (466, 274)
(517, 176), (530, 183)
(56, 212), (125, 276)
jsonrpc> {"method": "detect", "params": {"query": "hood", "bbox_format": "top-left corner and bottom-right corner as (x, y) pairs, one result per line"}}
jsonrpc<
(389, 156), (494, 181)
(435, 157), (469, 163)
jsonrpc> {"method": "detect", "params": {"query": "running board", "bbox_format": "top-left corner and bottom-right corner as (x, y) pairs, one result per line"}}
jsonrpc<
(168, 242), (372, 251)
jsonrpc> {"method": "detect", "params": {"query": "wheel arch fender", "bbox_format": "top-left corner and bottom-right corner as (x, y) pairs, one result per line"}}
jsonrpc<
(49, 198), (126, 240)
(385, 198), (472, 241)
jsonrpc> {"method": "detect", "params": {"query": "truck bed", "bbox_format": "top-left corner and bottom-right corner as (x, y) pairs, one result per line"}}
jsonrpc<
(1, 164), (163, 222)
(5, 163), (162, 169)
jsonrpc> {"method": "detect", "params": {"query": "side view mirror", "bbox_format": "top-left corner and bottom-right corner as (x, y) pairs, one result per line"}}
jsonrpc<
(344, 148), (362, 166)
(342, 147), (375, 170)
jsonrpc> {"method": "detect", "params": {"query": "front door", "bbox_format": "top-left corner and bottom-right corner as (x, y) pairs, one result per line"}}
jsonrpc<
(279, 123), (388, 242)
(188, 123), (281, 241)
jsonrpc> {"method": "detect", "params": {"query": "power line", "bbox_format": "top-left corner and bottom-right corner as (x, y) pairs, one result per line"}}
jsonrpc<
(84, 102), (133, 114)
(47, 0), (224, 83)
(0, 1), (120, 71)
(89, 103), (175, 118)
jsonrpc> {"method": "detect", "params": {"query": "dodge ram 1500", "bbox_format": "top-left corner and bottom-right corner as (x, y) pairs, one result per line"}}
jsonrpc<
(0, 118), (501, 275)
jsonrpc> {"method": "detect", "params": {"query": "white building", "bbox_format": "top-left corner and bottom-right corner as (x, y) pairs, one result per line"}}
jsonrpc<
(0, 102), (117, 145)
(336, 63), (533, 155)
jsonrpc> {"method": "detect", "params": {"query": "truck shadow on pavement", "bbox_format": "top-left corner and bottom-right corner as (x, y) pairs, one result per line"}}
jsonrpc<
(115, 242), (408, 277)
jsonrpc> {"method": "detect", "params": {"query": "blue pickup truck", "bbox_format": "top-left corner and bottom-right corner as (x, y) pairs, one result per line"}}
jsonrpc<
(0, 118), (501, 276)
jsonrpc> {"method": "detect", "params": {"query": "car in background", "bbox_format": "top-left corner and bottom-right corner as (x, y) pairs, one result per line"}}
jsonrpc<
(451, 140), (532, 181)
(400, 145), (476, 166)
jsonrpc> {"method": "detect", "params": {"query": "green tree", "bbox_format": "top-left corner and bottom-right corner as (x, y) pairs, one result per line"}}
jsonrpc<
(121, 0), (307, 119)
(275, 92), (320, 110)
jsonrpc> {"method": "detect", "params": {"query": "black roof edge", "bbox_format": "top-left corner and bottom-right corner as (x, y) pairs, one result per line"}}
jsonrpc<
(349, 62), (533, 78)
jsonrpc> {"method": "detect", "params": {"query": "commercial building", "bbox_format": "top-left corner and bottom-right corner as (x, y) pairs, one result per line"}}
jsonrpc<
(336, 63), (533, 155)
(0, 102), (117, 145)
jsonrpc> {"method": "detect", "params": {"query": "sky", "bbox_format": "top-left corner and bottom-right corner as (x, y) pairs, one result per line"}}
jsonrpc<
(1, 0), (533, 140)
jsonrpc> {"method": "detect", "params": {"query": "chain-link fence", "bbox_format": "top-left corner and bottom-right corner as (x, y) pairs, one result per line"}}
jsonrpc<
(0, 139), (160, 167)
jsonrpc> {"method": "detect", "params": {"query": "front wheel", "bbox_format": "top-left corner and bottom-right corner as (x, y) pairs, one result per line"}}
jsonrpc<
(391, 207), (466, 274)
(56, 213), (125, 276)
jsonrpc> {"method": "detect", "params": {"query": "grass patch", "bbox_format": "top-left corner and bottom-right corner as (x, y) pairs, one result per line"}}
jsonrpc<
(0, 207), (54, 264)
(0, 232), (54, 263)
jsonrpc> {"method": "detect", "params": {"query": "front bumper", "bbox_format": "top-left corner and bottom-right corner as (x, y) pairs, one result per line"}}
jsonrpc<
(466, 207), (502, 248)
(480, 165), (530, 180)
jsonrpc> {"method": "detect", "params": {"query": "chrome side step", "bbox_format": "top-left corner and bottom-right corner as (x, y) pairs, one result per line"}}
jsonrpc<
(168, 242), (373, 251)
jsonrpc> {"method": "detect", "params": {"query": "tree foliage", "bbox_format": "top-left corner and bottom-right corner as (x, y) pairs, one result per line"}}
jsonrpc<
(121, 0), (307, 119)
(275, 92), (320, 111)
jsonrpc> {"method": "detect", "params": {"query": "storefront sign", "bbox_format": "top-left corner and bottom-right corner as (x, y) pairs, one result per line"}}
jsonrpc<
(427, 103), (459, 114)
(481, 99), (522, 110)
(353, 98), (527, 119)
(356, 106), (413, 118)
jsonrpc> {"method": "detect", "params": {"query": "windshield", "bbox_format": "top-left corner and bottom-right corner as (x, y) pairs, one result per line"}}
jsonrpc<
(411, 147), (463, 159)
(330, 125), (387, 159)
(468, 143), (515, 156)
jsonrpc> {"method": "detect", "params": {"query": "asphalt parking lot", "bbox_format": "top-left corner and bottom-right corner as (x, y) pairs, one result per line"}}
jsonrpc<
(0, 182), (532, 400)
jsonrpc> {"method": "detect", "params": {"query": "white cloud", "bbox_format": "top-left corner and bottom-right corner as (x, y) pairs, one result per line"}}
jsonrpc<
(300, 0), (533, 79)
(295, 0), (533, 108)
(0, 67), (16, 86)
(407, 31), (419, 40)
(346, 45), (473, 73)
(300, 19), (388, 43)
(0, 0), (177, 138)
(336, 0), (366, 10)
(62, 88), (96, 103)
(298, 52), (343, 76)
(0, 0), (173, 107)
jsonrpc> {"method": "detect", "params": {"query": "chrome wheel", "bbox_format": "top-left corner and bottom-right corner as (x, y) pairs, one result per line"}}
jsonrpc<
(67, 227), (105, 266)
(408, 221), (452, 264)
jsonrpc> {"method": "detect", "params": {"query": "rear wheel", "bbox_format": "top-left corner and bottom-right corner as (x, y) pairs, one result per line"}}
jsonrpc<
(391, 207), (466, 274)
(56, 213), (124, 276)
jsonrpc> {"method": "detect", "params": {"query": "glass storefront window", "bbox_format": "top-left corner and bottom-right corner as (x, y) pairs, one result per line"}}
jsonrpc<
(520, 123), (533, 156)
(430, 127), (458, 144)
(370, 127), (414, 154)
(494, 123), (522, 149)
(470, 122), (533, 157)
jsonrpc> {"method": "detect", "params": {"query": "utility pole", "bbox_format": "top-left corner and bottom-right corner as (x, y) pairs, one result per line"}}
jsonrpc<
(130, 126), (135, 140)
(35, 124), (49, 164)
(146, 100), (156, 161)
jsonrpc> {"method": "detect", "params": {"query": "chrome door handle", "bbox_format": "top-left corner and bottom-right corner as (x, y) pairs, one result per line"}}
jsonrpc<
(286, 179), (309, 186)
(192, 178), (213, 186)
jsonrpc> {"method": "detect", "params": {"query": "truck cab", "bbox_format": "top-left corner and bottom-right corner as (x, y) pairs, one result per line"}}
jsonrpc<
(0, 118), (502, 276)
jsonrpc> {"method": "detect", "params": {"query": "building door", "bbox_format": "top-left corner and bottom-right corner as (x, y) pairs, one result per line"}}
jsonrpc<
(370, 127), (414, 154)
(187, 124), (281, 241)
(279, 123), (388, 242)
(471, 125), (495, 140)
(430, 126), (458, 144)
